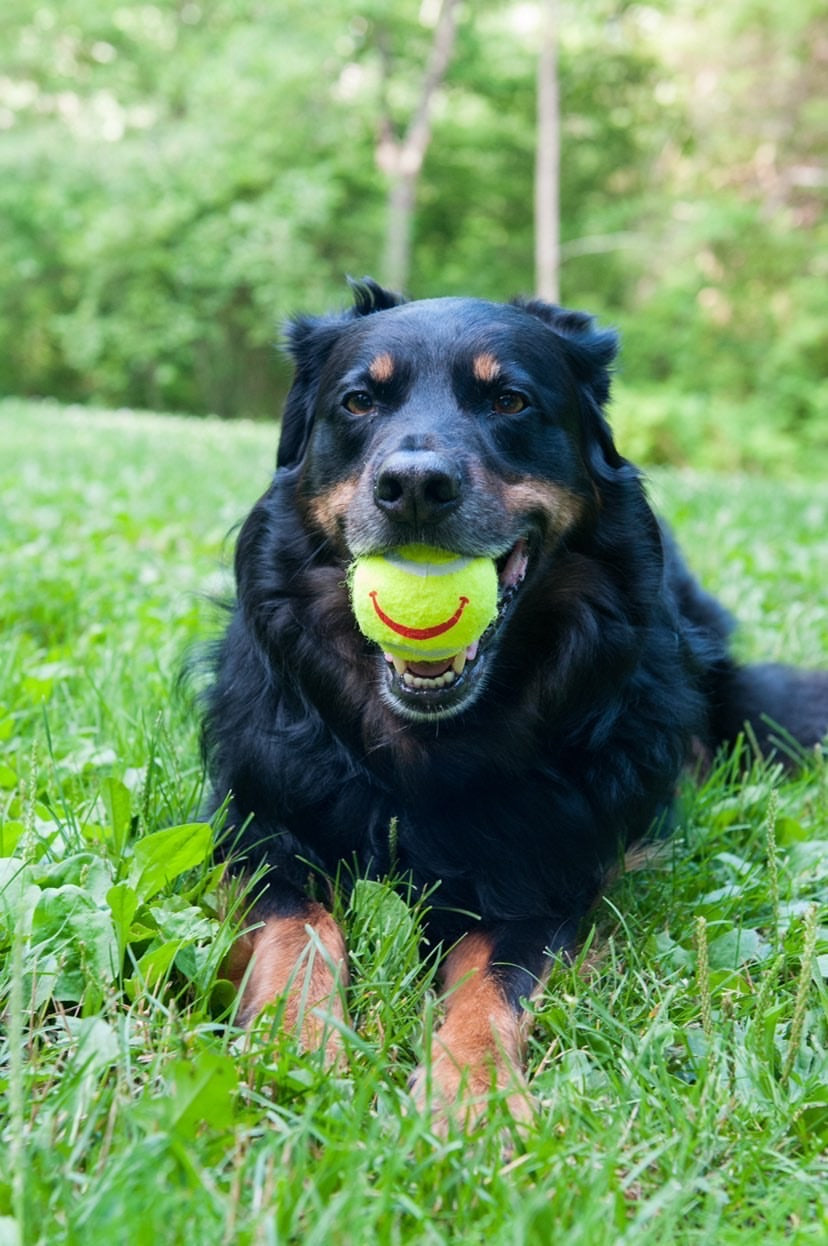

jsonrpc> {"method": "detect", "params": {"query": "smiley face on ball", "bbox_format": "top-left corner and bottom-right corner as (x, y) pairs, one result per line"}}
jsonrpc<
(348, 545), (498, 661)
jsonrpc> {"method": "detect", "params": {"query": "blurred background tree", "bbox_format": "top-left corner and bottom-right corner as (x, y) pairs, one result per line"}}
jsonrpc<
(0, 0), (825, 470)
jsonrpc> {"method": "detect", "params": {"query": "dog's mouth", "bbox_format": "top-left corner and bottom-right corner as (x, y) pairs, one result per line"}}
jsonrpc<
(377, 538), (530, 720)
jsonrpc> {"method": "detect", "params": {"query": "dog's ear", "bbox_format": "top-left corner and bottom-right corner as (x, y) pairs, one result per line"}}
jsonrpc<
(346, 276), (406, 316)
(516, 299), (618, 407)
(515, 298), (624, 476)
(277, 315), (342, 469)
(277, 278), (407, 469)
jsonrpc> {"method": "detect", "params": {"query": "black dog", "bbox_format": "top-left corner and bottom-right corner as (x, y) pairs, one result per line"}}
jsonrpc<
(203, 279), (827, 1122)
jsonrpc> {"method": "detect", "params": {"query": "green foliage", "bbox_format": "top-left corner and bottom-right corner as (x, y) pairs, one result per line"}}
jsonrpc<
(0, 1), (825, 473)
(1, 401), (827, 1242)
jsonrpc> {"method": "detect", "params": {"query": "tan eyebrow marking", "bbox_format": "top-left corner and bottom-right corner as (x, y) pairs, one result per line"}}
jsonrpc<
(472, 352), (502, 383)
(368, 352), (395, 383)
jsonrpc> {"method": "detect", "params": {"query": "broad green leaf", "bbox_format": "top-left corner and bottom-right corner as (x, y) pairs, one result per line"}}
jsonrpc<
(107, 881), (139, 959)
(128, 822), (212, 902)
(0, 820), (23, 854)
(708, 927), (771, 970)
(0, 859), (41, 940)
(150, 898), (217, 945)
(36, 854), (115, 906)
(125, 940), (179, 997)
(29, 885), (120, 1000)
(167, 1050), (238, 1137)
(101, 777), (133, 855)
(65, 1016), (121, 1076)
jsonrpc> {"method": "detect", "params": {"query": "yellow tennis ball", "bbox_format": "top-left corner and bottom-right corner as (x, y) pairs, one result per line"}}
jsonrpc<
(348, 545), (498, 660)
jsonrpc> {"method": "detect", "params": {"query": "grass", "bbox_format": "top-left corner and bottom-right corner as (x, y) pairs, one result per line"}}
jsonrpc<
(1, 396), (827, 1245)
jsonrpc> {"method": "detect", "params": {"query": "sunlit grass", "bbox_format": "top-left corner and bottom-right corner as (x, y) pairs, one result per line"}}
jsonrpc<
(1, 398), (826, 1244)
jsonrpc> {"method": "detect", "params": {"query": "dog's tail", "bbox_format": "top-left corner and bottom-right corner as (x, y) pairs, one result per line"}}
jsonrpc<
(709, 660), (828, 764)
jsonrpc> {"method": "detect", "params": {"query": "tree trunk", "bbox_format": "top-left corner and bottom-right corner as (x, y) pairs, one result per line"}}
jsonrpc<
(383, 172), (419, 298)
(376, 0), (460, 292)
(535, 0), (561, 302)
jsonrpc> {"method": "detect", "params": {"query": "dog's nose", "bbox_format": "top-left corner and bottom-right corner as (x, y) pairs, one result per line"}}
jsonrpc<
(374, 449), (462, 526)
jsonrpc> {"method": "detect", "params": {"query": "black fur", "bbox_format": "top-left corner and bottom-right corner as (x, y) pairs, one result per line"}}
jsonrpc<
(202, 281), (827, 1011)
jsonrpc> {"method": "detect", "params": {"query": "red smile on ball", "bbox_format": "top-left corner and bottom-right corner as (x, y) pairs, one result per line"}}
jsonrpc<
(368, 590), (470, 641)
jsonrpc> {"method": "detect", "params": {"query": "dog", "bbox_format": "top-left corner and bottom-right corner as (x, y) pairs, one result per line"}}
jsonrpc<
(202, 278), (827, 1125)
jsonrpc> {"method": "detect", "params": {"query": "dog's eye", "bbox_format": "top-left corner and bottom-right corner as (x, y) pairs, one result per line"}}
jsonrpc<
(493, 390), (528, 415)
(343, 391), (376, 416)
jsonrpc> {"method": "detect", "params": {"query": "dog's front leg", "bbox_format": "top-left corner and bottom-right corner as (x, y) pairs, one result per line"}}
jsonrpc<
(225, 899), (349, 1063)
(410, 917), (578, 1132)
(410, 916), (575, 1132)
(410, 932), (533, 1130)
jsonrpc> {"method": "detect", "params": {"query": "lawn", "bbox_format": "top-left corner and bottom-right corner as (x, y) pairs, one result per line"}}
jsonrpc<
(1, 397), (826, 1245)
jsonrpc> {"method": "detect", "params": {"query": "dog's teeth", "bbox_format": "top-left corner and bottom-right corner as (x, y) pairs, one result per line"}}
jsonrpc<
(466, 640), (480, 661)
(452, 652), (467, 675)
(389, 654), (408, 675)
(402, 669), (457, 690)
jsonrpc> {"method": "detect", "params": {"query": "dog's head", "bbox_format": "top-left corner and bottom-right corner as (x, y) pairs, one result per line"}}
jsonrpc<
(276, 278), (629, 722)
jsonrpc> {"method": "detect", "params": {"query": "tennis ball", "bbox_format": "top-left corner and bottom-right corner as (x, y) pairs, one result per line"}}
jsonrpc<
(349, 545), (498, 661)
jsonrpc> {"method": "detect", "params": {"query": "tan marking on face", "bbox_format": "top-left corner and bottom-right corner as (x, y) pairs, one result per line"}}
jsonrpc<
(307, 477), (360, 541)
(472, 352), (502, 384)
(502, 480), (585, 541)
(368, 352), (395, 383)
(227, 903), (348, 1062)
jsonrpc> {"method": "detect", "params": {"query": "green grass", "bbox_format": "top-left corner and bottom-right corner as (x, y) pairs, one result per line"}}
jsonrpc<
(1, 396), (827, 1245)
